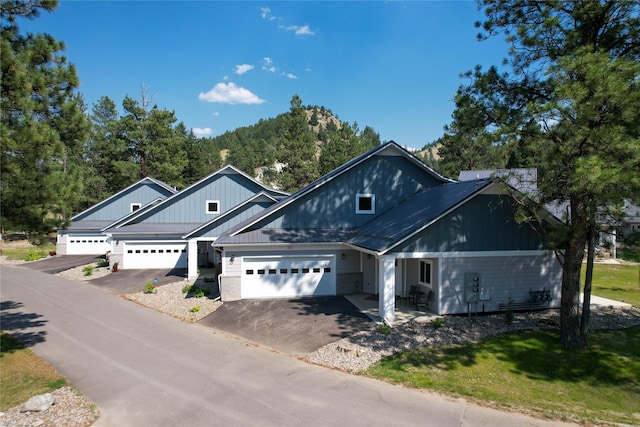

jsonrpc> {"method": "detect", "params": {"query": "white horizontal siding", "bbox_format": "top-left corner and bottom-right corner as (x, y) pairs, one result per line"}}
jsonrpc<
(439, 252), (561, 315)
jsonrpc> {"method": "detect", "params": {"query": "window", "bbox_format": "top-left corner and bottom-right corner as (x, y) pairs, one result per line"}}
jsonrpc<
(130, 203), (141, 212)
(419, 260), (432, 287)
(356, 194), (375, 214)
(206, 200), (220, 214)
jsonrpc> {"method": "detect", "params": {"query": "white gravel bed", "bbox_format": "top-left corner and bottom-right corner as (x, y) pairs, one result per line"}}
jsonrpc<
(126, 280), (222, 322)
(304, 305), (640, 373)
(56, 263), (112, 281)
(0, 386), (98, 427)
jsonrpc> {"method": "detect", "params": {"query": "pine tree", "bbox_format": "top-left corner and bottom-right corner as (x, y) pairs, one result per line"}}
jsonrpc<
(1, 0), (89, 237)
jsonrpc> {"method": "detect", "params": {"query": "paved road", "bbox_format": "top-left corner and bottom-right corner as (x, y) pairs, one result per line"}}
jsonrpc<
(0, 265), (576, 427)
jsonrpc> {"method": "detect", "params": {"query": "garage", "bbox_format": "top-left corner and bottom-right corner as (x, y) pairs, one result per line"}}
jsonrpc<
(241, 256), (335, 299)
(123, 242), (187, 269)
(66, 234), (111, 255)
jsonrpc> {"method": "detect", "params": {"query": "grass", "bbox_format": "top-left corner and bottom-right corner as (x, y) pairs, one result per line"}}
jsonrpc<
(0, 242), (56, 261)
(582, 263), (640, 307)
(368, 326), (640, 425)
(0, 332), (67, 411)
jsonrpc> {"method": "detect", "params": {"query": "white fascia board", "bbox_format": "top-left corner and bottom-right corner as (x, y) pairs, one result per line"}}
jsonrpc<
(393, 250), (554, 259)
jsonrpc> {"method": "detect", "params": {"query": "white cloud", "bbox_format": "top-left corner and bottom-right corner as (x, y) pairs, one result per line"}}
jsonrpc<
(234, 64), (254, 75)
(192, 127), (213, 137)
(285, 24), (315, 36)
(285, 73), (297, 79)
(261, 7), (276, 21)
(198, 82), (265, 104)
(262, 57), (276, 73)
(212, 112), (220, 117)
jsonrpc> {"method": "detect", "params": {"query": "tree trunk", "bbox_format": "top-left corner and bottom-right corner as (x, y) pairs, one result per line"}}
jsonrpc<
(559, 237), (586, 348)
(580, 218), (597, 341)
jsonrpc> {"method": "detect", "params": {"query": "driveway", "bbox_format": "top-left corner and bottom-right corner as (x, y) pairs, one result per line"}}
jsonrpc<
(198, 297), (372, 356)
(89, 268), (187, 294)
(23, 255), (102, 274)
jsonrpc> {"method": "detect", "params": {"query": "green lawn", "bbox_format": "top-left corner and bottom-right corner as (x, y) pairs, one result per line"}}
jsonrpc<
(583, 263), (640, 307)
(0, 332), (67, 410)
(368, 327), (640, 425)
(0, 242), (55, 261)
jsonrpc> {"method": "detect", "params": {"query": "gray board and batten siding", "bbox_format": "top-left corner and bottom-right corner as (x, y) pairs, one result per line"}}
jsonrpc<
(243, 154), (446, 232)
(129, 172), (280, 225)
(73, 181), (175, 222)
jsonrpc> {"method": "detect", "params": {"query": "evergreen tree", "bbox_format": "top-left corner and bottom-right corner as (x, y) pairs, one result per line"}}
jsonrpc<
(1, 0), (89, 237)
(277, 95), (319, 192)
(443, 0), (640, 348)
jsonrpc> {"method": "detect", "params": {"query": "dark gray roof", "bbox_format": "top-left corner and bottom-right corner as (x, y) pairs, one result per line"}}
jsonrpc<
(107, 223), (203, 235)
(216, 228), (357, 245)
(64, 220), (113, 231)
(345, 179), (493, 253)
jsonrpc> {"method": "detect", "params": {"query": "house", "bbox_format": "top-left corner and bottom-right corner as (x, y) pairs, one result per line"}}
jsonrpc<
(215, 142), (562, 322)
(105, 165), (288, 280)
(56, 177), (177, 255)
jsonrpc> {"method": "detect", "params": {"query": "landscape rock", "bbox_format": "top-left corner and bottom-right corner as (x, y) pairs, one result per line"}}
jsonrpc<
(23, 393), (55, 412)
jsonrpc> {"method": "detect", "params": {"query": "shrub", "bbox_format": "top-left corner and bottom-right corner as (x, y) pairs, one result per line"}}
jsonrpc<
(24, 249), (45, 261)
(82, 265), (95, 276)
(431, 317), (444, 329)
(505, 298), (514, 325)
(378, 324), (392, 335)
(189, 306), (200, 313)
(97, 259), (109, 267)
(192, 287), (210, 298)
(144, 282), (154, 294)
(181, 284), (193, 294)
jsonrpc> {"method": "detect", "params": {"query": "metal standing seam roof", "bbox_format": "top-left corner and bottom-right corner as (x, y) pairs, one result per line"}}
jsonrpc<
(107, 223), (204, 235)
(344, 179), (494, 253)
(215, 228), (358, 245)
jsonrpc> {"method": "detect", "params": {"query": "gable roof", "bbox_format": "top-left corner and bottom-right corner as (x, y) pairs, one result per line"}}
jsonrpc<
(345, 179), (494, 254)
(222, 141), (453, 239)
(113, 164), (288, 230)
(71, 176), (176, 221)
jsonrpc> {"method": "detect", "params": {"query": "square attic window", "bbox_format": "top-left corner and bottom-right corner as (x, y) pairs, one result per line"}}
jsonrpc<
(356, 194), (375, 214)
(206, 200), (220, 214)
(130, 203), (141, 212)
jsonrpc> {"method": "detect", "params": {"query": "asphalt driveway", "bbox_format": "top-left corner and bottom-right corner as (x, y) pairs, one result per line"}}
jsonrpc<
(198, 297), (372, 356)
(23, 255), (372, 356)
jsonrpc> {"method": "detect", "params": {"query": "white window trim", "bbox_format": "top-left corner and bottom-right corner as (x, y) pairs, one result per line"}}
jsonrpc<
(419, 259), (433, 288)
(206, 200), (220, 214)
(130, 203), (142, 212)
(355, 193), (375, 214)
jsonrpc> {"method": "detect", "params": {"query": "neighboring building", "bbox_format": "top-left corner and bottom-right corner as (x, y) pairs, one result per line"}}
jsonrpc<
(56, 177), (177, 255)
(215, 142), (562, 321)
(105, 165), (288, 280)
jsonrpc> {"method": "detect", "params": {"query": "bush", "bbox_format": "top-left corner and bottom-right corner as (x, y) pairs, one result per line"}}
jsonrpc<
(189, 306), (200, 313)
(82, 265), (95, 276)
(378, 324), (392, 335)
(182, 285), (209, 298)
(505, 298), (514, 325)
(144, 282), (154, 294)
(24, 249), (45, 261)
(431, 317), (444, 329)
(96, 259), (109, 267)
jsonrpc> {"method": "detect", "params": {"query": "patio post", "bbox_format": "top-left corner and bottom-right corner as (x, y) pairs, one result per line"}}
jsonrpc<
(378, 255), (396, 322)
(187, 240), (198, 280)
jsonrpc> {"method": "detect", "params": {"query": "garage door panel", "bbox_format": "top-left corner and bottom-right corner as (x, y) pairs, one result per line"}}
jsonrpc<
(242, 256), (335, 299)
(124, 243), (187, 269)
(67, 235), (111, 255)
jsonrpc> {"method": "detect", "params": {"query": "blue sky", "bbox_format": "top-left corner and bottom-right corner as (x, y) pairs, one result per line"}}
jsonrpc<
(19, 1), (509, 150)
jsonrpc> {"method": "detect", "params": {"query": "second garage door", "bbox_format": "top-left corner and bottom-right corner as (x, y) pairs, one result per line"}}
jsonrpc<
(242, 256), (335, 299)
(123, 242), (187, 269)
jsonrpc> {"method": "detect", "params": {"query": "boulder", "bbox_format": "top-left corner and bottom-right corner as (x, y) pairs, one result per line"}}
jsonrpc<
(23, 393), (55, 412)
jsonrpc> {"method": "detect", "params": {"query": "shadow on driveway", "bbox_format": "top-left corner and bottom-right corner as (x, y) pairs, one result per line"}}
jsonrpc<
(198, 296), (372, 357)
(85, 268), (188, 295)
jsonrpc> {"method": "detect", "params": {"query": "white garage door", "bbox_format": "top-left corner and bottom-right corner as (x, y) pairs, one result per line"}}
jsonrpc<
(242, 256), (335, 299)
(124, 242), (187, 269)
(67, 234), (111, 255)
